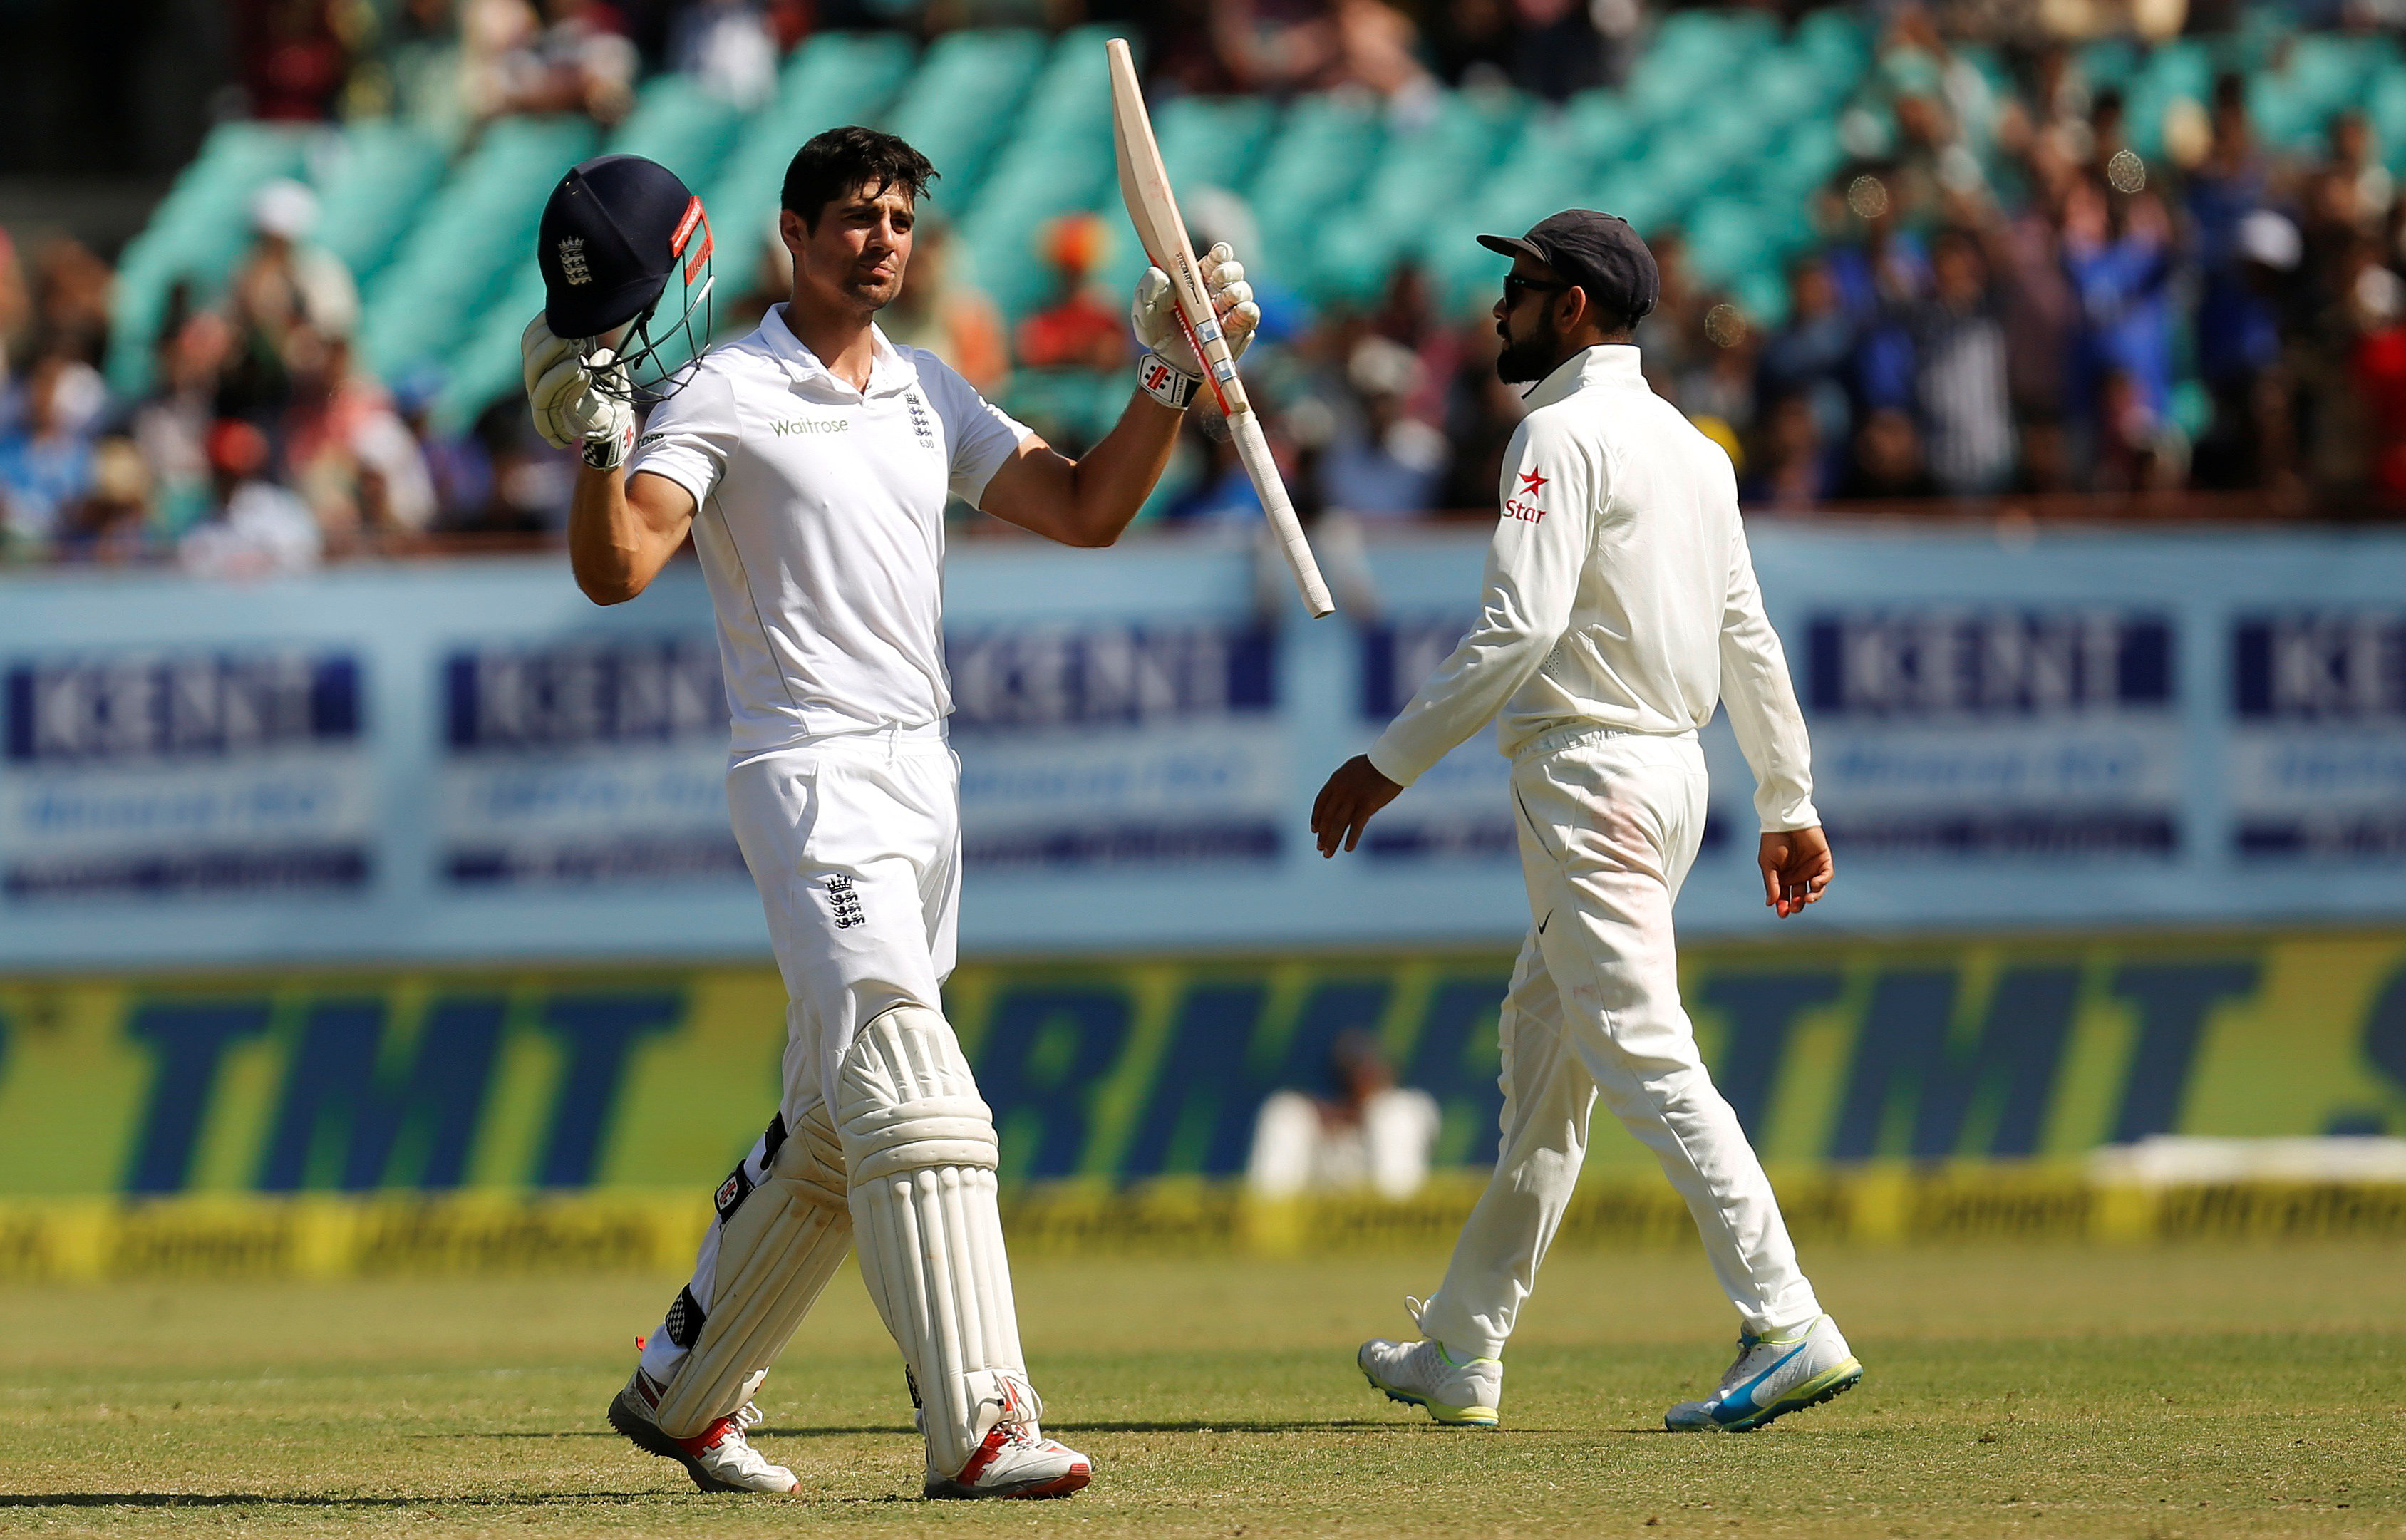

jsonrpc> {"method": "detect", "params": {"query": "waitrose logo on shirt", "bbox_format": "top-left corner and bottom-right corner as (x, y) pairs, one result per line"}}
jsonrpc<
(770, 418), (850, 437)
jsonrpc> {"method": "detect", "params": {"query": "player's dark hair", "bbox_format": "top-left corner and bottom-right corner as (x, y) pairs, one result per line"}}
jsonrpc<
(780, 128), (937, 230)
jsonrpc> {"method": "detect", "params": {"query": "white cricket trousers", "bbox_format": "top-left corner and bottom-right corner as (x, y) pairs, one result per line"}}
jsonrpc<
(634, 723), (961, 1395)
(726, 723), (963, 1123)
(1413, 726), (1823, 1358)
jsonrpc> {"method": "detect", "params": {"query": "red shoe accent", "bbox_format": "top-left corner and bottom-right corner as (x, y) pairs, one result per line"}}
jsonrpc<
(955, 1425), (1009, 1485)
(676, 1417), (739, 1457)
(1005, 1461), (1092, 1500)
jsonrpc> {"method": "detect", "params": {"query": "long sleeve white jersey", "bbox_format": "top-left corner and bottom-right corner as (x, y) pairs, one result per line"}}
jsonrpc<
(626, 306), (1031, 756)
(1365, 344), (1819, 832)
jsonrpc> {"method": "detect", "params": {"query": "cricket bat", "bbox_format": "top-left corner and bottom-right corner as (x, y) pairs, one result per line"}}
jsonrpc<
(1106, 36), (1336, 619)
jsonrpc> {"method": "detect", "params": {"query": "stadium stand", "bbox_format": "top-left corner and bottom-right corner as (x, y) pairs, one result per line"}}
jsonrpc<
(16, 4), (2406, 564)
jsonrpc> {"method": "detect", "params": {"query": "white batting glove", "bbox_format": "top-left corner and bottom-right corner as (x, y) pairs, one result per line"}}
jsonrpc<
(1131, 242), (1259, 408)
(521, 314), (635, 468)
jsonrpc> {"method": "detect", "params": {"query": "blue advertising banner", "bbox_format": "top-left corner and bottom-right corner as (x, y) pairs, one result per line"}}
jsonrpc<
(5, 525), (2406, 970)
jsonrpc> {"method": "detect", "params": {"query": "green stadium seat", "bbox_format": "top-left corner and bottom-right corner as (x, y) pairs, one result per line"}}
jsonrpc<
(1155, 95), (1277, 191)
(2370, 64), (2406, 170)
(311, 121), (448, 293)
(1628, 132), (1734, 212)
(1742, 53), (1835, 128)
(1685, 197), (1770, 286)
(2247, 75), (2327, 152)
(1626, 49), (1720, 126)
(1731, 264), (1788, 329)
(2229, 6), (2295, 77)
(1588, 167), (1680, 247)
(1001, 366), (1122, 448)
(1305, 91), (1527, 307)
(432, 265), (549, 433)
(1650, 7), (1775, 75)
(959, 144), (1116, 320)
(1249, 94), (1385, 298)
(1562, 90), (1645, 167)
(1792, 9), (1871, 82)
(2283, 32), (2395, 115)
(2080, 39), (2144, 92)
(884, 29), (1047, 217)
(2141, 38), (2216, 103)
(952, 26), (1127, 320)
(703, 31), (917, 259)
(1016, 24), (1121, 147)
(356, 115), (597, 383)
(608, 74), (745, 192)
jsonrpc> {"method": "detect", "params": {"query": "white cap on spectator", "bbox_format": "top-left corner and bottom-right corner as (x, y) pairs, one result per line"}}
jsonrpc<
(1185, 186), (1261, 269)
(2357, 264), (2402, 324)
(251, 177), (319, 241)
(2238, 209), (2301, 272)
(1348, 336), (1424, 400)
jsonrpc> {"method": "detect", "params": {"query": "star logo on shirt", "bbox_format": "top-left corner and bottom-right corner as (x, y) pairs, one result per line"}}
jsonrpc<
(1504, 467), (1550, 524)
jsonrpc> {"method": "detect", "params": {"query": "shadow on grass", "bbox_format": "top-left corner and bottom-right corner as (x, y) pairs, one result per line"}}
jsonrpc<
(409, 1425), (921, 1441)
(1050, 1419), (1446, 1434)
(0, 1492), (1047, 1513)
(0, 1493), (661, 1509)
(410, 1416), (1447, 1441)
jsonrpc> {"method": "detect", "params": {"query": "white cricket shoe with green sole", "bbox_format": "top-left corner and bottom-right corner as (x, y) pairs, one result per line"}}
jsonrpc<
(1664, 1313), (1862, 1432)
(1358, 1300), (1502, 1427)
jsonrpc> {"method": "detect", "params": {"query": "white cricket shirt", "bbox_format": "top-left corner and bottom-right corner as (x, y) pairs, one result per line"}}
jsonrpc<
(628, 306), (1029, 755)
(1366, 344), (1819, 832)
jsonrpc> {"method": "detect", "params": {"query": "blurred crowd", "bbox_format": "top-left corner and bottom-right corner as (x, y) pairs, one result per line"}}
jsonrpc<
(11, 1), (2406, 569)
(0, 181), (566, 573)
(1663, 16), (2406, 512)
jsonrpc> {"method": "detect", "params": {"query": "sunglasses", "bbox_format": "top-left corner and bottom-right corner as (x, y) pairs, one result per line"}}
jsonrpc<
(1502, 274), (1570, 306)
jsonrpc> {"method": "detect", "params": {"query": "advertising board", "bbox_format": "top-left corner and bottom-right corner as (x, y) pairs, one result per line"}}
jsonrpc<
(5, 528), (2406, 968)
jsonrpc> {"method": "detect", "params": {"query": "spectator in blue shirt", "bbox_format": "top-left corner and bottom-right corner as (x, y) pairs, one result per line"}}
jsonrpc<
(0, 353), (98, 549)
(2062, 176), (2176, 461)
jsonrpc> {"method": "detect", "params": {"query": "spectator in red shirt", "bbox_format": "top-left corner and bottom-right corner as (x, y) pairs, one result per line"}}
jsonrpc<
(1013, 213), (1131, 374)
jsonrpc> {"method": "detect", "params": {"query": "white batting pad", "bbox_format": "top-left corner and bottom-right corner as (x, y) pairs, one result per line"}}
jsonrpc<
(837, 1005), (1035, 1479)
(650, 1103), (853, 1437)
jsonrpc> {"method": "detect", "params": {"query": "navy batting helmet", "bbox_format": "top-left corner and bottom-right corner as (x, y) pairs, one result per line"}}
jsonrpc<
(537, 153), (716, 400)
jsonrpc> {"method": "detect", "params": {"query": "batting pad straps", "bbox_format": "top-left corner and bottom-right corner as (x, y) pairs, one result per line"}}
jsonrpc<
(649, 1103), (853, 1439)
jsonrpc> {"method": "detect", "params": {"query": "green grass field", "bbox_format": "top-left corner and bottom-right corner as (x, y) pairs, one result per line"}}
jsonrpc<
(1, 1242), (2400, 1538)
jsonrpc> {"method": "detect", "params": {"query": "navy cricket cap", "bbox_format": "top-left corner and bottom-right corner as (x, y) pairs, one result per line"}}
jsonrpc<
(1478, 210), (1659, 328)
(538, 155), (706, 339)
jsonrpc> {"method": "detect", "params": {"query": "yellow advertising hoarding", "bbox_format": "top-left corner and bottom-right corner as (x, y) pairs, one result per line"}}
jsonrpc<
(0, 931), (2401, 1276)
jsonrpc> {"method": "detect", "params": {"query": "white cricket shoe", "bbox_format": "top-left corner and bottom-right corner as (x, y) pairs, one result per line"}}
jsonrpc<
(1358, 1299), (1502, 1427)
(608, 1368), (800, 1493)
(924, 1422), (1093, 1499)
(1664, 1313), (1863, 1432)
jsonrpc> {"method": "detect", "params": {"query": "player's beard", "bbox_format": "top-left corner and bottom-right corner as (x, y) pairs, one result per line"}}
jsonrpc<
(1495, 311), (1562, 384)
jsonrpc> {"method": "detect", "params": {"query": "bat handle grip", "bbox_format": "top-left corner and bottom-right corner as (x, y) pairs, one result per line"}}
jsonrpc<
(1229, 408), (1336, 619)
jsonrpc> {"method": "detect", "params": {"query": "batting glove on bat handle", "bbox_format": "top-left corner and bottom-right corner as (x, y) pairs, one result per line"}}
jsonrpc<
(1130, 242), (1260, 378)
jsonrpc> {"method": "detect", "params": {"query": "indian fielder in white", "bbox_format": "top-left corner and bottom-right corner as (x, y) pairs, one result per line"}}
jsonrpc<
(517, 127), (1261, 1498)
(1312, 211), (1864, 1433)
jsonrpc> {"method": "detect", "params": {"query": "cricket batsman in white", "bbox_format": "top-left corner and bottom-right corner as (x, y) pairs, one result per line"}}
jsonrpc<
(517, 128), (1259, 1498)
(1311, 211), (1864, 1433)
